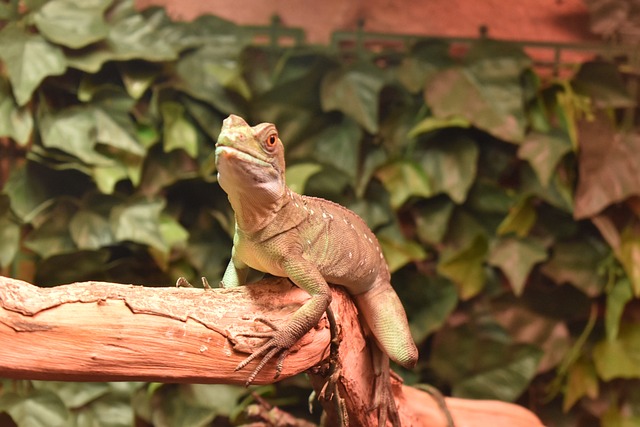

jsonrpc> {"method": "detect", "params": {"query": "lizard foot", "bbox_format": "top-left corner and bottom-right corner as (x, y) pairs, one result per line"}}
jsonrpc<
(175, 276), (212, 290)
(235, 317), (295, 386)
(371, 347), (401, 427)
(372, 368), (401, 427)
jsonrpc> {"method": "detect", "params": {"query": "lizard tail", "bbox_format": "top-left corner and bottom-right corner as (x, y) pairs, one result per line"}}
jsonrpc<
(353, 283), (418, 369)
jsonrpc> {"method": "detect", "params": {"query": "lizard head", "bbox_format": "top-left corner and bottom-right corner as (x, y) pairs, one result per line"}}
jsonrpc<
(215, 114), (286, 202)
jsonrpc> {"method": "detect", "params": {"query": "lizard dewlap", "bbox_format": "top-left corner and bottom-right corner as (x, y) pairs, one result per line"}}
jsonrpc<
(215, 114), (418, 425)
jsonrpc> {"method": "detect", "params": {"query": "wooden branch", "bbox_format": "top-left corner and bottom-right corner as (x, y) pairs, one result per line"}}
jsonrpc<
(0, 275), (544, 427)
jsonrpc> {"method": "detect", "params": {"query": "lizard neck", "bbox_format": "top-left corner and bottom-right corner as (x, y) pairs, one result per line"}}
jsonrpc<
(227, 185), (283, 234)
(230, 186), (309, 237)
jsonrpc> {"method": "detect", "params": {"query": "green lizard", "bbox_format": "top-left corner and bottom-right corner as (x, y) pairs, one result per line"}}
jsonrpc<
(216, 114), (418, 426)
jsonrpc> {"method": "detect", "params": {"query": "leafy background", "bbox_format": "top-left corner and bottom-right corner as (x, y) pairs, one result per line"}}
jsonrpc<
(1, 0), (639, 426)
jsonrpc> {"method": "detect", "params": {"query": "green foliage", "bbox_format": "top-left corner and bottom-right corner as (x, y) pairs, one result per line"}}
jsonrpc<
(1, 0), (640, 425)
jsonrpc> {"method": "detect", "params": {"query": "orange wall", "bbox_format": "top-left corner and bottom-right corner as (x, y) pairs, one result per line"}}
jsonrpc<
(136, 0), (596, 44)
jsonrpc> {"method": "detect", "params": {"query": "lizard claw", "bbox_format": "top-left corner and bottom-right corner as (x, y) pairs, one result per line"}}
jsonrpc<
(235, 317), (294, 386)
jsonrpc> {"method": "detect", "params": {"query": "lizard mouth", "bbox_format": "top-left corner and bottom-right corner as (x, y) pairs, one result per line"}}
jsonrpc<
(215, 145), (271, 168)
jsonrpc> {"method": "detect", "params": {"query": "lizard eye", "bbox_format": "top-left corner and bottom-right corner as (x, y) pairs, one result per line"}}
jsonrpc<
(266, 133), (278, 147)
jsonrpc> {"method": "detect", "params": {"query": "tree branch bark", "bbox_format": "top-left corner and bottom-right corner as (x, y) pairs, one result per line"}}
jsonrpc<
(0, 275), (543, 427)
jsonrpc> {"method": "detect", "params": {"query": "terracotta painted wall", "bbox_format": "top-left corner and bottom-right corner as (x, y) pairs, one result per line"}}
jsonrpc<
(136, 0), (596, 44)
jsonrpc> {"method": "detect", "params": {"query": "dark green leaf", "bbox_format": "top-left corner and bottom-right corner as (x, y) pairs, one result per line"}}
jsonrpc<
(321, 62), (385, 133)
(413, 197), (455, 245)
(110, 198), (167, 252)
(176, 45), (247, 114)
(70, 209), (115, 250)
(0, 77), (33, 145)
(437, 235), (488, 299)
(0, 390), (69, 427)
(32, 381), (110, 408)
(0, 24), (66, 105)
(65, 7), (179, 73)
(431, 321), (542, 401)
(33, 0), (111, 49)
(488, 236), (547, 295)
(0, 215), (20, 267)
(399, 274), (458, 343)
(24, 201), (77, 258)
(375, 160), (432, 209)
(39, 107), (111, 165)
(418, 135), (479, 203)
(517, 129), (572, 187)
(572, 61), (635, 109)
(161, 102), (199, 158)
(454, 343), (543, 401)
(180, 384), (245, 416)
(310, 116), (362, 181)
(541, 237), (609, 297)
(72, 399), (133, 427)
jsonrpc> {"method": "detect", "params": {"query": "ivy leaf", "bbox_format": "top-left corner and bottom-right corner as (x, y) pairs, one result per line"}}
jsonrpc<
(593, 322), (640, 381)
(418, 135), (479, 204)
(176, 45), (248, 114)
(488, 236), (547, 295)
(541, 237), (608, 297)
(375, 160), (432, 209)
(517, 129), (572, 187)
(65, 7), (179, 73)
(311, 116), (362, 182)
(33, 0), (111, 49)
(0, 24), (66, 105)
(185, 213), (231, 282)
(454, 344), (542, 401)
(395, 273), (458, 343)
(31, 382), (110, 409)
(285, 163), (322, 194)
(563, 358), (599, 412)
(413, 197), (455, 245)
(437, 235), (489, 300)
(0, 77), (33, 145)
(110, 198), (167, 253)
(496, 196), (537, 237)
(425, 66), (525, 143)
(618, 228), (640, 297)
(408, 116), (470, 138)
(0, 390), (69, 427)
(0, 215), (20, 267)
(377, 221), (427, 273)
(24, 201), (77, 258)
(70, 209), (115, 250)
(431, 322), (542, 401)
(321, 62), (386, 134)
(572, 61), (635, 109)
(574, 112), (640, 219)
(161, 102), (199, 158)
(39, 107), (112, 165)
(606, 279), (633, 341)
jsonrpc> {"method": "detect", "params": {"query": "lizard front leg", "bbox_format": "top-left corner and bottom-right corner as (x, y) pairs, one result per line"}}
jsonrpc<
(235, 257), (332, 385)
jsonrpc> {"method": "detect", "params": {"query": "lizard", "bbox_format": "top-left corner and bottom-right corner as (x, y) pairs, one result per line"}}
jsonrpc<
(215, 114), (419, 426)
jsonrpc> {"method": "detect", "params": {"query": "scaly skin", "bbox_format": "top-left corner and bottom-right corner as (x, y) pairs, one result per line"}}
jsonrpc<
(215, 114), (418, 425)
